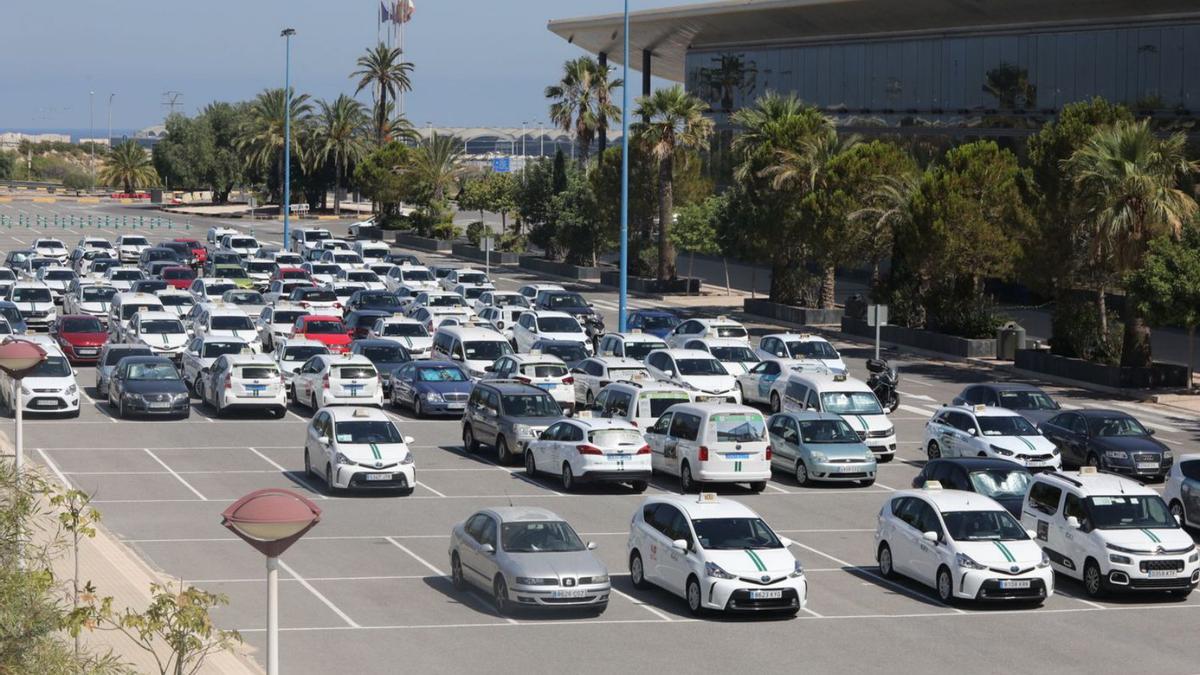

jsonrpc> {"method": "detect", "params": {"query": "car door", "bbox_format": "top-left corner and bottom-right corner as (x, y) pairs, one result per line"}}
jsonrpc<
(475, 389), (501, 446)
(458, 514), (491, 588)
(1023, 482), (1071, 572)
(666, 413), (700, 475)
(534, 422), (565, 473)
(645, 413), (673, 473)
(767, 415), (795, 471)
(306, 410), (329, 468)
(908, 499), (945, 585)
(475, 516), (500, 583)
(886, 497), (919, 575)
(943, 412), (975, 457)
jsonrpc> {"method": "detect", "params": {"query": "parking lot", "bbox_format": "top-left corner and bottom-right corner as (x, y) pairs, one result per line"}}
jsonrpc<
(7, 197), (1200, 674)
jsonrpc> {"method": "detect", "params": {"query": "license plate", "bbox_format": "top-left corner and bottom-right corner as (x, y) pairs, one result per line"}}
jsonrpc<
(837, 465), (862, 473)
(749, 590), (782, 600)
(147, 402), (171, 410)
(537, 383), (556, 390)
(246, 384), (266, 391)
(1137, 462), (1159, 470)
(998, 579), (1031, 589)
(551, 589), (587, 599)
(365, 473), (392, 481)
(33, 400), (57, 408)
(447, 402), (465, 409)
(1148, 570), (1175, 578)
(606, 454), (627, 461)
(725, 453), (750, 460)
(77, 348), (97, 356)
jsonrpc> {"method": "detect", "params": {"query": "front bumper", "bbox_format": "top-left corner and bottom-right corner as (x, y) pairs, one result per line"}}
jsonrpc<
(1102, 458), (1173, 479)
(120, 395), (190, 416)
(19, 390), (80, 413)
(412, 394), (467, 415)
(864, 435), (897, 457)
(707, 576), (807, 612)
(334, 463), (415, 490)
(808, 459), (877, 482)
(693, 390), (741, 405)
(61, 343), (103, 364)
(958, 567), (1054, 601)
(510, 580), (610, 608)
(1103, 558), (1199, 592)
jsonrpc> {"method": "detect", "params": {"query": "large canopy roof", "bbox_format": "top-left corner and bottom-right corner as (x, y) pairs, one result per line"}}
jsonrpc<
(548, 0), (1199, 82)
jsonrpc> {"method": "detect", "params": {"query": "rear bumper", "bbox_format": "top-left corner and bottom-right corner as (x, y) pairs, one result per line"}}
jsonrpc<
(577, 469), (652, 484)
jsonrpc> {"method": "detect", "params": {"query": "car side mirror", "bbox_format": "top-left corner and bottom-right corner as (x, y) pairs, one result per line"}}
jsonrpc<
(586, 541), (597, 550)
(72, 369), (78, 377)
(1147, 429), (1156, 436)
(968, 428), (977, 436)
(318, 436), (330, 445)
(404, 435), (415, 444)
(480, 543), (495, 555)
(484, 365), (494, 372)
(663, 370), (674, 378)
(1025, 529), (1038, 540)
(1066, 516), (1081, 530)
(451, 354), (463, 361)
(1176, 514), (1183, 526)
(671, 539), (689, 551)
(922, 531), (939, 543)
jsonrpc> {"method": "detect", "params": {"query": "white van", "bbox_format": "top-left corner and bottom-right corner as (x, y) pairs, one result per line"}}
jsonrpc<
(353, 240), (391, 263)
(290, 228), (332, 254)
(107, 292), (165, 342)
(772, 371), (896, 461)
(431, 324), (513, 379)
(643, 402), (771, 493)
(591, 376), (693, 429)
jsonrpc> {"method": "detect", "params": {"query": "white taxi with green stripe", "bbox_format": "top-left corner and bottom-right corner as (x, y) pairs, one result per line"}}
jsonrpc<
(925, 404), (1061, 471)
(304, 406), (417, 494)
(875, 483), (1054, 603)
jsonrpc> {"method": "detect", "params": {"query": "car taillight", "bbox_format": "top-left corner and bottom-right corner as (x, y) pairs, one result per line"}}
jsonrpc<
(300, 301), (309, 308)
(636, 444), (650, 455)
(334, 302), (343, 309)
(224, 375), (232, 390)
(699, 446), (709, 462)
(630, 420), (638, 427)
(561, 376), (574, 385)
(765, 445), (773, 461)
(322, 373), (330, 389)
(576, 444), (603, 456)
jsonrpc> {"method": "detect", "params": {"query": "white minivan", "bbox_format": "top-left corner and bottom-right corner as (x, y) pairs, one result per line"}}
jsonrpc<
(0, 338), (79, 416)
(643, 402), (771, 493)
(771, 371), (897, 462)
(431, 324), (513, 379)
(590, 377), (693, 430)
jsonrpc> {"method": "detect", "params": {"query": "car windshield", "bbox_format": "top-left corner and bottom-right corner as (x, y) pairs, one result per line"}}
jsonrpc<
(537, 317), (581, 333)
(637, 314), (678, 329)
(121, 305), (161, 320)
(501, 521), (585, 553)
(676, 358), (728, 376)
(309, 265), (339, 275)
(45, 270), (75, 281)
(122, 237), (149, 246)
(491, 294), (527, 307)
(383, 323), (427, 337)
(160, 295), (193, 307)
(710, 346), (758, 363)
(203, 342), (248, 358)
(103, 348), (151, 365)
(692, 518), (782, 550)
(278, 269), (307, 279)
(211, 316), (254, 331)
(401, 269), (433, 282)
(333, 253), (361, 264)
(710, 413), (766, 442)
(460, 286), (486, 300)
(646, 392), (690, 417)
(941, 510), (1028, 541)
(821, 391), (883, 415)
(333, 285), (363, 299)
(82, 287), (116, 302)
(1086, 495), (1175, 530)
(623, 340), (667, 361)
(112, 270), (144, 281)
(798, 419), (859, 443)
(968, 469), (1033, 500)
(977, 415), (1039, 436)
(521, 363), (567, 378)
(786, 340), (838, 359)
(0, 308), (19, 326)
(298, 290), (337, 303)
(417, 366), (467, 382)
(359, 345), (409, 363)
(501, 393), (560, 417)
(140, 320), (184, 334)
(1088, 416), (1150, 437)
(29, 356), (72, 377)
(304, 320), (345, 334)
(215, 267), (249, 279)
(463, 341), (511, 361)
(62, 317), (103, 333)
(246, 262), (274, 273)
(12, 287), (52, 303)
(539, 343), (587, 363)
(204, 284), (236, 297)
(87, 240), (113, 248)
(308, 231), (331, 242)
(545, 293), (587, 309)
(225, 292), (264, 305)
(229, 238), (256, 248)
(333, 421), (402, 444)
(273, 311), (307, 325)
(89, 260), (115, 273)
(358, 296), (401, 310)
(36, 241), (65, 250)
(282, 345), (328, 361)
(126, 362), (178, 381)
(347, 272), (377, 282)
(996, 390), (1058, 411)
(427, 295), (464, 307)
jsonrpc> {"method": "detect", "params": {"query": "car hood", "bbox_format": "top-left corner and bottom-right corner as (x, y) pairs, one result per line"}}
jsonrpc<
(538, 331), (587, 344)
(703, 547), (797, 578)
(1092, 527), (1195, 553)
(1015, 409), (1058, 426)
(1092, 435), (1168, 454)
(806, 440), (874, 461)
(677, 374), (736, 394)
(138, 333), (188, 350)
(12, 301), (53, 313)
(955, 538), (1044, 568)
(60, 332), (108, 346)
(508, 416), (560, 427)
(720, 360), (757, 375)
(123, 379), (188, 396)
(77, 301), (109, 314)
(983, 434), (1057, 455)
(502, 550), (606, 579)
(337, 442), (410, 466)
(838, 412), (890, 432)
(23, 376), (74, 390)
(382, 336), (432, 350)
(306, 333), (351, 345)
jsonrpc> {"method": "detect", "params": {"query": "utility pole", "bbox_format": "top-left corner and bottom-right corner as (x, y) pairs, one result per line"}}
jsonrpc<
(281, 28), (296, 248)
(538, 121), (544, 158)
(88, 91), (95, 190)
(161, 91), (184, 118)
(107, 93), (115, 148)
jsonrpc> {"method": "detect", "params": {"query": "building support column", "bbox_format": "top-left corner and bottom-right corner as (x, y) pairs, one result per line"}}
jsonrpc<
(598, 51), (608, 156)
(642, 49), (652, 125)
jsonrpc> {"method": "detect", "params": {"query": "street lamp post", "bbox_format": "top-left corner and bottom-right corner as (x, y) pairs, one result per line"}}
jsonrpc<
(88, 91), (95, 191)
(0, 338), (49, 568)
(538, 122), (545, 158)
(281, 28), (296, 250)
(107, 93), (115, 149)
(618, 0), (631, 331)
(222, 489), (321, 675)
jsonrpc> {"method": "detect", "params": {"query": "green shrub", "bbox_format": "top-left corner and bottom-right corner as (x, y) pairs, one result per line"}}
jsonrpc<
(465, 221), (486, 247)
(62, 171), (91, 191)
(499, 232), (526, 253)
(1050, 295), (1123, 365)
(926, 294), (1005, 339)
(430, 221), (461, 240)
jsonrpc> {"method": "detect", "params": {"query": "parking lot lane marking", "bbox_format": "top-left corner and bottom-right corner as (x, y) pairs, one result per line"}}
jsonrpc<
(789, 540), (967, 614)
(142, 448), (207, 500)
(246, 446), (330, 499)
(873, 482), (897, 491)
(764, 482), (792, 494)
(277, 559), (361, 628)
(235, 617), (695, 633)
(607, 586), (674, 621)
(902, 376), (935, 387)
(36, 448), (71, 489)
(191, 574), (430, 584)
(899, 404), (934, 417)
(802, 607), (824, 618)
(285, 410), (306, 423)
(384, 537), (447, 577)
(417, 481), (448, 498)
(1053, 589), (1108, 610)
(897, 391), (937, 402)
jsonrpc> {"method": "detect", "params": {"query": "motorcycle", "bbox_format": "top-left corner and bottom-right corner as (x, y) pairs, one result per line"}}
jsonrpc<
(866, 358), (900, 413)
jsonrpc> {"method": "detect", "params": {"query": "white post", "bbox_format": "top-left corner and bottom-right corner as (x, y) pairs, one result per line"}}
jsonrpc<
(13, 376), (23, 569)
(874, 305), (881, 362)
(266, 556), (279, 675)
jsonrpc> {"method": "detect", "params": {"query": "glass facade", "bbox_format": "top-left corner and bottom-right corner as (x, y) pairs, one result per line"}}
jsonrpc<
(685, 20), (1200, 134)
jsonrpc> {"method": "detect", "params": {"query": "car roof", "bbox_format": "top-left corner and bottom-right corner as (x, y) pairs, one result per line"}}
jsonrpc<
(944, 404), (1025, 418)
(208, 307), (250, 316)
(483, 506), (561, 522)
(648, 494), (759, 520)
(136, 311), (181, 322)
(221, 354), (276, 366)
(381, 316), (420, 324)
(525, 310), (574, 319)
(411, 359), (458, 369)
(113, 292), (162, 303)
(316, 354), (373, 366)
(479, 381), (551, 395)
(588, 356), (646, 368)
(684, 337), (754, 348)
(436, 325), (506, 340)
(607, 377), (689, 392)
(785, 371), (870, 391)
(652, 348), (717, 359)
(117, 355), (173, 366)
(201, 335), (249, 344)
(896, 487), (1005, 511)
(691, 317), (744, 327)
(772, 410), (846, 423)
(762, 332), (829, 342)
(925, 457), (1030, 471)
(971, 382), (1047, 392)
(566, 415), (639, 431)
(602, 331), (666, 343)
(507, 352), (567, 365)
(1036, 469), (1157, 496)
(665, 402), (759, 417)
(352, 339), (404, 349)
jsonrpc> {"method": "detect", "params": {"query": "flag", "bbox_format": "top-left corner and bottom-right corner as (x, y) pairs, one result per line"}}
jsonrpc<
(393, 0), (414, 24)
(380, 1), (391, 23)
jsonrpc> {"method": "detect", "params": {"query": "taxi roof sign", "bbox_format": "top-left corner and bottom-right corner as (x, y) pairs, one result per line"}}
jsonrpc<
(697, 492), (719, 504)
(352, 408), (371, 417)
(575, 409), (593, 419)
(1079, 466), (1099, 475)
(973, 404), (987, 413)
(923, 480), (944, 490)
(832, 373), (848, 382)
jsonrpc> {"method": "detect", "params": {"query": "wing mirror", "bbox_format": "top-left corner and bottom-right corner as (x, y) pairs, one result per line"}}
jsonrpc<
(1147, 429), (1156, 436)
(1066, 516), (1081, 530)
(404, 435), (415, 444)
(968, 428), (978, 436)
(318, 436), (331, 445)
(484, 365), (494, 372)
(586, 541), (597, 550)
(663, 370), (674, 378)
(1176, 514), (1183, 526)
(922, 531), (939, 543)
(671, 539), (689, 551)
(480, 543), (495, 555)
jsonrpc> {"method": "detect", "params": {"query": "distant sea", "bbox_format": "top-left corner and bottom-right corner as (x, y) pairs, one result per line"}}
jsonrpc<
(0, 128), (142, 142)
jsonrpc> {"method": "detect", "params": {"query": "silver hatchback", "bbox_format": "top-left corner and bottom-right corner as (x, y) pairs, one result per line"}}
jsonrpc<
(448, 507), (610, 615)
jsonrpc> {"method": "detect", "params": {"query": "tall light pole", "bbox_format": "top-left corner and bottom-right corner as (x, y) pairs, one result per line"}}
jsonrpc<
(618, 0), (631, 331)
(281, 28), (296, 248)
(0, 339), (48, 569)
(88, 91), (95, 190)
(106, 93), (115, 148)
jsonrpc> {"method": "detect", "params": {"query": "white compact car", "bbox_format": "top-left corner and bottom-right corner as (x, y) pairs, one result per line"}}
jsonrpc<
(736, 357), (810, 406)
(627, 493), (807, 615)
(271, 338), (330, 394)
(665, 316), (750, 349)
(292, 354), (383, 409)
(512, 311), (591, 354)
(755, 333), (847, 375)
(368, 317), (432, 358)
(924, 405), (1061, 472)
(256, 304), (312, 353)
(193, 307), (259, 347)
(338, 269), (386, 292)
(64, 284), (116, 325)
(875, 483), (1054, 604)
(524, 415), (651, 491)
(439, 267), (490, 292)
(591, 378), (693, 430)
(384, 265), (438, 293)
(644, 402), (770, 493)
(486, 352), (575, 413)
(102, 266), (146, 292)
(571, 356), (649, 407)
(127, 311), (189, 361)
(680, 337), (760, 376)
(0, 339), (79, 416)
(1165, 453), (1200, 529)
(645, 349), (740, 404)
(180, 336), (253, 393)
(1021, 468), (1199, 598)
(304, 406), (415, 493)
(8, 282), (57, 331)
(114, 235), (150, 264)
(199, 354), (286, 418)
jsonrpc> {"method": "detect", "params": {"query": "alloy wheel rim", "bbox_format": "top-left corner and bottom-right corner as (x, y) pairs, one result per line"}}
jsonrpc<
(688, 582), (700, 610)
(939, 572), (951, 599)
(880, 548), (891, 574)
(632, 556), (642, 583)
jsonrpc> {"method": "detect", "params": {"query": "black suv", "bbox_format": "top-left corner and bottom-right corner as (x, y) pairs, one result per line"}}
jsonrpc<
(533, 291), (604, 342)
(461, 381), (563, 464)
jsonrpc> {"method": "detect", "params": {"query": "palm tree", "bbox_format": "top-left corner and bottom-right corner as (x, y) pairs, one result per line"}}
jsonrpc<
(404, 132), (468, 205)
(236, 88), (313, 204)
(351, 43), (414, 146)
(99, 141), (158, 194)
(1065, 119), (1199, 367)
(850, 171), (921, 288)
(730, 92), (831, 183)
(633, 85), (714, 280)
(314, 95), (371, 215)
(545, 57), (621, 163)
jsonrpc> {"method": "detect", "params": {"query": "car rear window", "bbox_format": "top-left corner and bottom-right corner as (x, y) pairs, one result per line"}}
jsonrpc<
(522, 364), (567, 378)
(644, 391), (691, 418)
(335, 366), (377, 380)
(589, 428), (643, 447)
(238, 366), (278, 379)
(104, 348), (152, 365)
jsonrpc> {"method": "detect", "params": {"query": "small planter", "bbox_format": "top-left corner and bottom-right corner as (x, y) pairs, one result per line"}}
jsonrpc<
(1015, 349), (1191, 389)
(841, 318), (996, 359)
(599, 272), (700, 295)
(451, 243), (521, 265)
(394, 231), (453, 253)
(518, 256), (604, 282)
(744, 299), (843, 326)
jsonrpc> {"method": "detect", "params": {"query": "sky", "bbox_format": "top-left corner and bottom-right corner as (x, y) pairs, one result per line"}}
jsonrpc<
(0, 0), (684, 133)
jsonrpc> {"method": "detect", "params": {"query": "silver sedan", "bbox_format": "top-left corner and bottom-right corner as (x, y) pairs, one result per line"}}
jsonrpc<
(448, 507), (610, 616)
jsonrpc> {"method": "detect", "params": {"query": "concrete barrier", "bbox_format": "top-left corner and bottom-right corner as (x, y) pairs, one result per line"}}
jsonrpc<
(1014, 349), (1191, 389)
(842, 317), (996, 359)
(744, 298), (843, 326)
(394, 231), (454, 252)
(518, 256), (604, 282)
(452, 243), (520, 265)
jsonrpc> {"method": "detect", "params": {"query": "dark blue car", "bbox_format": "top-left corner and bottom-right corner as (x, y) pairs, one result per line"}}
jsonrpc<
(349, 339), (412, 394)
(626, 309), (680, 339)
(388, 359), (473, 417)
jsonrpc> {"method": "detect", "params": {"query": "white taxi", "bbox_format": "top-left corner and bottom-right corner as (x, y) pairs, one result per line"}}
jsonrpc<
(571, 356), (649, 407)
(772, 371), (896, 461)
(755, 333), (847, 375)
(644, 402), (770, 493)
(680, 337), (760, 376)
(645, 349), (740, 404)
(303, 406), (416, 494)
(127, 311), (189, 361)
(292, 354), (383, 409)
(368, 316), (433, 358)
(485, 352), (575, 413)
(664, 316), (750, 349)
(627, 494), (806, 615)
(924, 404), (1061, 472)
(524, 415), (651, 492)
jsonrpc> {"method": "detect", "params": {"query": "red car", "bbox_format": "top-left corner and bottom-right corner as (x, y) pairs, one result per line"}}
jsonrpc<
(173, 238), (207, 266)
(294, 315), (351, 353)
(50, 315), (108, 364)
(271, 267), (311, 284)
(160, 266), (197, 290)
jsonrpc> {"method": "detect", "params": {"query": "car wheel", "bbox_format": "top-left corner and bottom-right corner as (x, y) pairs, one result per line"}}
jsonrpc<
(936, 566), (954, 603)
(1170, 500), (1186, 526)
(685, 575), (704, 616)
(749, 481), (767, 493)
(629, 551), (649, 590)
(496, 436), (513, 465)
(770, 392), (781, 414)
(413, 397), (424, 419)
(463, 426), (478, 453)
(560, 463), (576, 492)
(794, 459), (811, 487)
(926, 441), (941, 460)
(493, 576), (510, 617)
(524, 450), (536, 477)
(1083, 559), (1106, 598)
(450, 553), (466, 591)
(680, 462), (697, 494)
(878, 543), (896, 579)
(310, 392), (319, 411)
(304, 450), (314, 478)
(117, 397), (126, 419)
(630, 480), (648, 493)
(325, 464), (338, 495)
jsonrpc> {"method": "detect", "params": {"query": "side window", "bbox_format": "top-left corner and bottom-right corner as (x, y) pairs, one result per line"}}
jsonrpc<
(665, 509), (692, 546)
(482, 389), (500, 414)
(891, 497), (916, 525)
(607, 392), (632, 418)
(1181, 460), (1200, 482)
(540, 422), (565, 441)
(763, 362), (781, 376)
(914, 502), (944, 538)
(669, 413), (701, 441)
(648, 412), (673, 435)
(1028, 482), (1062, 516)
(784, 381), (806, 402)
(641, 503), (660, 529)
(563, 425), (584, 442)
(685, 340), (706, 351)
(647, 353), (666, 371)
(805, 389), (819, 411)
(1070, 415), (1089, 435)
(593, 389), (610, 413)
(1062, 494), (1087, 523)
(586, 361), (604, 377)
(478, 517), (497, 548)
(648, 504), (676, 534)
(778, 418), (800, 444)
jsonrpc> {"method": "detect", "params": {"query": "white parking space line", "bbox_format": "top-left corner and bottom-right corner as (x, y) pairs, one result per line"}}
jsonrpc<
(897, 391), (937, 402)
(764, 482), (792, 494)
(802, 607), (824, 618)
(142, 448), (207, 500)
(898, 404), (935, 417)
(384, 537), (446, 576)
(36, 448), (72, 489)
(190, 574), (430, 584)
(278, 559), (361, 628)
(607, 586), (674, 621)
(1053, 588), (1108, 610)
(789, 540), (967, 614)
(246, 446), (330, 499)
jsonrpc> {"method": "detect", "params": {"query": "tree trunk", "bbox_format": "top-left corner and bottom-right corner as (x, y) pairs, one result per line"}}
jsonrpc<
(378, 91), (388, 147)
(334, 154), (342, 216)
(1189, 324), (1196, 391)
(688, 251), (696, 296)
(656, 153), (675, 281)
(819, 262), (836, 309)
(1096, 287), (1107, 337)
(1120, 299), (1153, 368)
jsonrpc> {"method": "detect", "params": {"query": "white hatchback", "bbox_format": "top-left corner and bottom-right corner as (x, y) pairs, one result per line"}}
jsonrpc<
(524, 416), (651, 492)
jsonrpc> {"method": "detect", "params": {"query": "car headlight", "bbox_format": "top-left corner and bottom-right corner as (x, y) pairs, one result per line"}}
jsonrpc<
(65, 384), (77, 395)
(1106, 543), (1141, 555)
(705, 562), (736, 579)
(808, 451), (828, 463)
(513, 424), (533, 438)
(1163, 450), (1173, 459)
(1104, 450), (1128, 459)
(988, 444), (1014, 457)
(400, 454), (414, 465)
(172, 392), (189, 402)
(1189, 551), (1198, 563)
(591, 573), (610, 584)
(1051, 447), (1060, 456)
(1038, 551), (1051, 569)
(20, 385), (30, 395)
(790, 560), (805, 578)
(123, 392), (142, 401)
(1109, 553), (1132, 565)
(515, 577), (556, 586)
(423, 391), (444, 402)
(334, 452), (352, 465)
(955, 553), (986, 570)
(882, 427), (894, 437)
